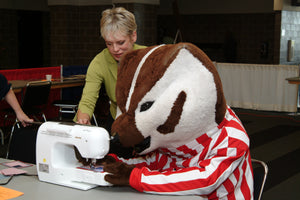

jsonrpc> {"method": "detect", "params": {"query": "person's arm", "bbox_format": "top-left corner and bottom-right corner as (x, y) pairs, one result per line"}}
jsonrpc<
(4, 89), (33, 126)
(75, 53), (105, 124)
(75, 67), (103, 124)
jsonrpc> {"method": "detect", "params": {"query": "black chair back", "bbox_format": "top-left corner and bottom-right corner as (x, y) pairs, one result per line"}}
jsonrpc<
(6, 122), (40, 164)
(2, 80), (52, 126)
(22, 81), (51, 109)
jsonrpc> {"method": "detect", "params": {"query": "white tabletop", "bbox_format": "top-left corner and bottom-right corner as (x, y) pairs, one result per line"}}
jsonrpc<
(0, 158), (198, 200)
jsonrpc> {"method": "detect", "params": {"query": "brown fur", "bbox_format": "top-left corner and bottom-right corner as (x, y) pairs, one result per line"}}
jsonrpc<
(157, 91), (186, 134)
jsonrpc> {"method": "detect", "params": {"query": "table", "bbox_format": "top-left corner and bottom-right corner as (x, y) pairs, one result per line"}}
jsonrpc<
(286, 76), (300, 115)
(10, 76), (86, 93)
(0, 158), (198, 200)
(286, 76), (300, 85)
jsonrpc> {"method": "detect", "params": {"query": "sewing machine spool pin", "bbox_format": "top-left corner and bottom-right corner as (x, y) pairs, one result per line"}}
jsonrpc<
(90, 158), (97, 169)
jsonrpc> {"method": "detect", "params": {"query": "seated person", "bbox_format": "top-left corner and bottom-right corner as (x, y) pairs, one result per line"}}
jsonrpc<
(0, 74), (33, 126)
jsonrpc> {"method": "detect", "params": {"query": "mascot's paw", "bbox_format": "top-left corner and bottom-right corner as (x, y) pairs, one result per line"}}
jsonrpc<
(103, 160), (135, 186)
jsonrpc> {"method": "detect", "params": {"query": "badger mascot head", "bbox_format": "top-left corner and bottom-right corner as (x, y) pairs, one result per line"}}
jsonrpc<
(112, 43), (226, 154)
(103, 43), (253, 199)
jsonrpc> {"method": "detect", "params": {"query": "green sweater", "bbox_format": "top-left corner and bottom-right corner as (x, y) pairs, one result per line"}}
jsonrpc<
(75, 44), (146, 121)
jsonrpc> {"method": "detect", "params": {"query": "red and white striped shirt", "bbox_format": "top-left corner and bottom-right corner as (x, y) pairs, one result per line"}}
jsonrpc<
(114, 107), (253, 199)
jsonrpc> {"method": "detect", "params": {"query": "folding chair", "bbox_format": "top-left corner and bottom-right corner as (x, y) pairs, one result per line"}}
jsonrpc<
(0, 128), (4, 145)
(4, 80), (51, 124)
(2, 81), (51, 148)
(52, 100), (98, 126)
(21, 81), (51, 121)
(52, 100), (78, 120)
(252, 158), (268, 200)
(6, 121), (40, 164)
(52, 81), (106, 126)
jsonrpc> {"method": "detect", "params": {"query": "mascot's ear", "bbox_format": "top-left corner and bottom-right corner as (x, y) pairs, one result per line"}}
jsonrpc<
(183, 43), (226, 124)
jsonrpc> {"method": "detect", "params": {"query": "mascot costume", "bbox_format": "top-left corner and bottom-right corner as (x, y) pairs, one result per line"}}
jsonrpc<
(87, 43), (253, 199)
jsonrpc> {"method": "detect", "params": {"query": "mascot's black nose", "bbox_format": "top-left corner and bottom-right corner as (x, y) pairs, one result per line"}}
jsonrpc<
(109, 134), (151, 158)
(133, 136), (151, 154)
(109, 133), (134, 159)
(110, 133), (121, 145)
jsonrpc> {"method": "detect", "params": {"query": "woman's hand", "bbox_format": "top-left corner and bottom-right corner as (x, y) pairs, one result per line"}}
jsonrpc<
(16, 111), (34, 127)
(76, 109), (91, 125)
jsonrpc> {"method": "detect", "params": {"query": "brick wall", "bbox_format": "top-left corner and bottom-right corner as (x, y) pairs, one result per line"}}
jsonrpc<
(158, 13), (279, 64)
(0, 9), (50, 69)
(0, 9), (19, 69)
(1, 6), (299, 68)
(49, 3), (158, 66)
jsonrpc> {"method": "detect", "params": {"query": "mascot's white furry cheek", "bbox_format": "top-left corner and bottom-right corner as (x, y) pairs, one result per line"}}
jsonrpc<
(135, 48), (218, 153)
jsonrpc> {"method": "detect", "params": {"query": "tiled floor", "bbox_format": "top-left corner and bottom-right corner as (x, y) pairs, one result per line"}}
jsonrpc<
(233, 108), (300, 200)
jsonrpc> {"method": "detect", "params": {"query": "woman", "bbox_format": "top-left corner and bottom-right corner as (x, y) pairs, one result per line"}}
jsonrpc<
(0, 74), (33, 127)
(75, 7), (146, 128)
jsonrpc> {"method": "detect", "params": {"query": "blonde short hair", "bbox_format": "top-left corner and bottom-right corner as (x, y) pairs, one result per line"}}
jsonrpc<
(100, 7), (137, 39)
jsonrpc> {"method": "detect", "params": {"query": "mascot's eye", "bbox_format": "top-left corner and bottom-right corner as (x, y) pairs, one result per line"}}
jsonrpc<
(140, 101), (154, 112)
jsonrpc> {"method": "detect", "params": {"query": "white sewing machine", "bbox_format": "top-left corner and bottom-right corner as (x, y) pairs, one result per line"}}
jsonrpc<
(36, 121), (112, 190)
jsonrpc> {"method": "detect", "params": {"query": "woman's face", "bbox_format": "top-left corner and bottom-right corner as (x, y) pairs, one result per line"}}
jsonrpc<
(104, 31), (137, 61)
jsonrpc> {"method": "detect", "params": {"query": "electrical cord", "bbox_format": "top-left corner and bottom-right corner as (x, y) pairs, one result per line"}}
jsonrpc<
(0, 174), (37, 185)
(0, 175), (14, 185)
